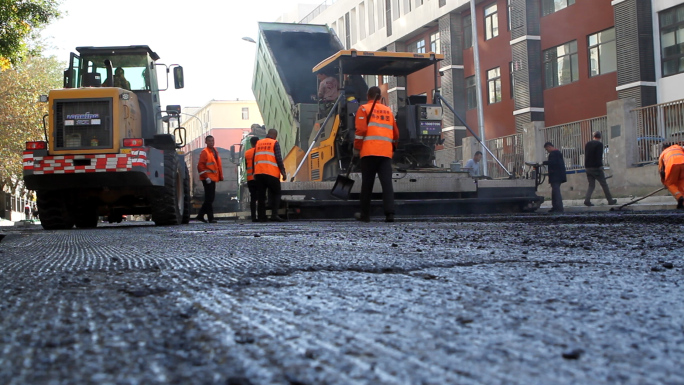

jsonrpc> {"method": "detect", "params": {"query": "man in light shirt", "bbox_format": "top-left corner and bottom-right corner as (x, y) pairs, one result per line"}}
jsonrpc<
(464, 151), (483, 177)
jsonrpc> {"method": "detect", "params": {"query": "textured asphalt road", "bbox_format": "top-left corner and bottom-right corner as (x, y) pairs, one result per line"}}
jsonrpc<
(0, 212), (683, 385)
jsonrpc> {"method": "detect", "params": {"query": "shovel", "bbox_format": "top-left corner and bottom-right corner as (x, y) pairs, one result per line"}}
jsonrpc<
(330, 95), (380, 200)
(609, 186), (666, 211)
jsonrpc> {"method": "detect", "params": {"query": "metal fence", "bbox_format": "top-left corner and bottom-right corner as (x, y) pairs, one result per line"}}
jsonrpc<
(485, 134), (524, 178)
(633, 98), (684, 164)
(540, 116), (609, 172)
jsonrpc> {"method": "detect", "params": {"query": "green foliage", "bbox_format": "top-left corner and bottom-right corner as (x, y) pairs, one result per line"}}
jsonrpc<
(0, 55), (63, 192)
(0, 0), (61, 68)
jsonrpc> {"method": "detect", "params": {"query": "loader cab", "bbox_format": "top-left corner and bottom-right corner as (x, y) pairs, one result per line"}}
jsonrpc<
(63, 45), (184, 140)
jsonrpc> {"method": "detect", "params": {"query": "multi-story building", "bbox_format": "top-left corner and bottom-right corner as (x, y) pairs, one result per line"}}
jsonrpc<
(303, 0), (684, 147)
(182, 100), (264, 152)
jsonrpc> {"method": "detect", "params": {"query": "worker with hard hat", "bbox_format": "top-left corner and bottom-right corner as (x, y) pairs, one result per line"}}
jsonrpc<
(659, 142), (684, 209)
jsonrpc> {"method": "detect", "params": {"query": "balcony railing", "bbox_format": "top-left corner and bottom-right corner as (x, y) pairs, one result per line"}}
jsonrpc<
(300, 0), (337, 24)
(540, 116), (608, 172)
(633, 98), (684, 165)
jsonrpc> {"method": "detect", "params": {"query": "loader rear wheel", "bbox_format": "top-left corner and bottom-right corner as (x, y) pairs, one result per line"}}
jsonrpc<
(151, 151), (184, 226)
(181, 161), (191, 224)
(36, 190), (74, 230)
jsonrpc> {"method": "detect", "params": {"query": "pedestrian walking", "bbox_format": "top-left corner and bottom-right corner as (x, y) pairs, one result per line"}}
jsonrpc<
(584, 131), (617, 206)
(658, 142), (684, 209)
(543, 142), (567, 213)
(254, 129), (287, 222)
(24, 203), (31, 220)
(353, 86), (399, 223)
(244, 136), (260, 222)
(195, 135), (223, 223)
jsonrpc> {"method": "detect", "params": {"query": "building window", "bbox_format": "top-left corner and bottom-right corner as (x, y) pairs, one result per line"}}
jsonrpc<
(542, 0), (575, 17)
(242, 107), (249, 120)
(408, 38), (426, 53)
(430, 32), (440, 53)
(660, 4), (684, 77)
(466, 75), (477, 110)
(484, 3), (498, 40)
(588, 28), (617, 77)
(543, 40), (579, 89)
(487, 67), (502, 104)
(509, 61), (515, 99)
(463, 14), (472, 49)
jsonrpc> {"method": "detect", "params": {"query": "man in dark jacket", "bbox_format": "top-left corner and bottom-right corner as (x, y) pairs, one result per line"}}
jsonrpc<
(543, 142), (567, 213)
(584, 131), (617, 206)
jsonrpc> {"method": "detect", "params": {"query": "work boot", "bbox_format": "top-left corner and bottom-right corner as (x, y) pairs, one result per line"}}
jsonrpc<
(270, 216), (285, 222)
(583, 201), (594, 207)
(608, 199), (617, 205)
(385, 213), (395, 223)
(208, 220), (218, 224)
(678, 197), (684, 209)
(354, 212), (370, 222)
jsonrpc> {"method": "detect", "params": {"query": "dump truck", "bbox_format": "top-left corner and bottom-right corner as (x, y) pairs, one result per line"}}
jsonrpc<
(23, 45), (190, 229)
(248, 23), (543, 218)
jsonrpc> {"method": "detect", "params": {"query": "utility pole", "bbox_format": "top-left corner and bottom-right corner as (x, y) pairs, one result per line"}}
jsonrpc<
(470, 0), (488, 176)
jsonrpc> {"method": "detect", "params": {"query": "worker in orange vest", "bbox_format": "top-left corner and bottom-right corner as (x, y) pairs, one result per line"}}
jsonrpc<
(195, 135), (223, 223)
(659, 142), (684, 209)
(243, 136), (260, 222)
(353, 86), (399, 222)
(254, 128), (287, 222)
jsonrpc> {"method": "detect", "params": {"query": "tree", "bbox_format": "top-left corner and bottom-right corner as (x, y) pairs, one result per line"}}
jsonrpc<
(0, 55), (63, 193)
(0, 0), (61, 70)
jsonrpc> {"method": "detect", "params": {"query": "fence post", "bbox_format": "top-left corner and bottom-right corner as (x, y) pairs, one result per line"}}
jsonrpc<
(606, 98), (637, 170)
(522, 121), (546, 164)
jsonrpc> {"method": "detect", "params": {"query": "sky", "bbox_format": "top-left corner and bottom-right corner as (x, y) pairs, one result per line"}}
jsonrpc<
(39, 0), (317, 109)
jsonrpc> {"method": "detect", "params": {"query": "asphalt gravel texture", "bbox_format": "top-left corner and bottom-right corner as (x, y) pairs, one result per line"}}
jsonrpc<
(0, 212), (683, 385)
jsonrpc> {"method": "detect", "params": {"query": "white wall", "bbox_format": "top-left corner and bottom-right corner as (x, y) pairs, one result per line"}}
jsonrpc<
(652, 0), (684, 103)
(309, 0), (470, 51)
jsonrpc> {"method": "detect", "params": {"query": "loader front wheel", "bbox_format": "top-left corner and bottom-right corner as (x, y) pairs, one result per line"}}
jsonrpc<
(151, 151), (184, 226)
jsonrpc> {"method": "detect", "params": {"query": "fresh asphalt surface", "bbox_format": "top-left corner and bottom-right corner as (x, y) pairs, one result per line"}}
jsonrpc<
(0, 211), (682, 384)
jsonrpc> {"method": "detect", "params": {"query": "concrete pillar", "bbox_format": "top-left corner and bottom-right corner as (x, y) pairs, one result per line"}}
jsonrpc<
(606, 98), (637, 190)
(522, 121), (546, 165)
(386, 41), (407, 114)
(462, 136), (480, 164)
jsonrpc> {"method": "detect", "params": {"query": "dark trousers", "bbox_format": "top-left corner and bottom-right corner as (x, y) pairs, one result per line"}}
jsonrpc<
(197, 179), (216, 221)
(247, 180), (259, 219)
(360, 156), (394, 216)
(550, 182), (563, 212)
(585, 167), (613, 202)
(255, 174), (281, 220)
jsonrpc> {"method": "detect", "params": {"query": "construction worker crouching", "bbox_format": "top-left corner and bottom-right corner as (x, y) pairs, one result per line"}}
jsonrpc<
(353, 86), (399, 223)
(195, 135), (223, 223)
(244, 136), (260, 222)
(254, 129), (287, 222)
(658, 142), (684, 209)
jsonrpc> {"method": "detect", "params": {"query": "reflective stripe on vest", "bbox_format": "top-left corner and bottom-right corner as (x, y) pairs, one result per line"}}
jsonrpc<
(360, 104), (395, 158)
(254, 138), (280, 178)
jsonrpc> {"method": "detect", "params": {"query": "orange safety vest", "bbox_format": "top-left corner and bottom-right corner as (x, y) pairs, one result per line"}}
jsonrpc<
(354, 102), (399, 158)
(660, 145), (684, 172)
(244, 147), (256, 182)
(254, 138), (281, 178)
(198, 147), (223, 182)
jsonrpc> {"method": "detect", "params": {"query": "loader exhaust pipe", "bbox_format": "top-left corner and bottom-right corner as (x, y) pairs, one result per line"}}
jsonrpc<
(104, 59), (113, 87)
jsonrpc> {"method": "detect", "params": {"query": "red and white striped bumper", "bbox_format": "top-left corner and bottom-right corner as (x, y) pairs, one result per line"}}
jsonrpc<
(23, 149), (150, 175)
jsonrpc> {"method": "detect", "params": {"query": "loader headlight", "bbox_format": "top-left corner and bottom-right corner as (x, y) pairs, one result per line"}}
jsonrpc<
(39, 95), (48, 103)
(120, 93), (130, 100)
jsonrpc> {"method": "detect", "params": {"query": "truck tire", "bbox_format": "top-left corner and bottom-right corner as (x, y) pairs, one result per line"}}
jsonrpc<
(181, 159), (191, 224)
(36, 191), (74, 230)
(151, 150), (185, 226)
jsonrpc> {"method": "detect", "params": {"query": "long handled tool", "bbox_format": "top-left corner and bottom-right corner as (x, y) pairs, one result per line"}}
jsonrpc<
(330, 95), (380, 200)
(609, 186), (666, 211)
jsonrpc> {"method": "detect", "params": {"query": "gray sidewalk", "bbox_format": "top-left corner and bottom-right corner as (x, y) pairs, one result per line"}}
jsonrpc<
(540, 194), (677, 212)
